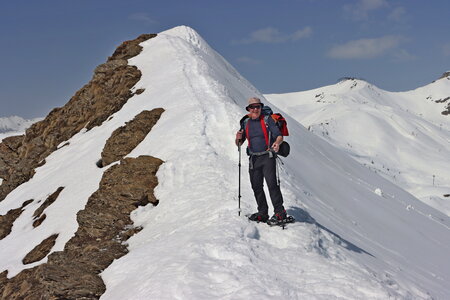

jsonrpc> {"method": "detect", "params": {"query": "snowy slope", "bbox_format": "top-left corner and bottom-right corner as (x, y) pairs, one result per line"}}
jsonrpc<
(1, 27), (449, 299)
(0, 116), (42, 141)
(266, 79), (450, 216)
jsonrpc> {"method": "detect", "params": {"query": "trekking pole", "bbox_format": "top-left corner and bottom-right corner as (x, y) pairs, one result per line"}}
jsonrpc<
(238, 143), (242, 216)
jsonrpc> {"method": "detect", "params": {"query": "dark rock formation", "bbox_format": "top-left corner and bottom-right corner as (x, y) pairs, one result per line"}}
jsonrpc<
(100, 108), (165, 167)
(439, 71), (450, 79)
(0, 199), (33, 240)
(442, 103), (450, 115)
(0, 33), (157, 202)
(32, 187), (64, 227)
(0, 155), (163, 299)
(22, 234), (59, 265)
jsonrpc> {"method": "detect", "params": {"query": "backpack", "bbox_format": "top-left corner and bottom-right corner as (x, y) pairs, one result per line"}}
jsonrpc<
(239, 105), (290, 157)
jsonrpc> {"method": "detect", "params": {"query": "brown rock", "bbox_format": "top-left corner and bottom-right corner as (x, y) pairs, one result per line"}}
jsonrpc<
(0, 33), (157, 202)
(0, 199), (33, 240)
(32, 214), (46, 228)
(32, 187), (64, 220)
(22, 234), (58, 265)
(0, 155), (163, 299)
(100, 108), (165, 166)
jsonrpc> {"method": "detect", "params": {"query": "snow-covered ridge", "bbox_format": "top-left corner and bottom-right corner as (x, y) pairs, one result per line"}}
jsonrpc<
(266, 77), (450, 216)
(1, 26), (449, 299)
(0, 115), (42, 133)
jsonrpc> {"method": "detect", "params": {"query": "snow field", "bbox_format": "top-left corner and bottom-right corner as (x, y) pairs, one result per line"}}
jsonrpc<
(266, 79), (450, 216)
(101, 27), (449, 299)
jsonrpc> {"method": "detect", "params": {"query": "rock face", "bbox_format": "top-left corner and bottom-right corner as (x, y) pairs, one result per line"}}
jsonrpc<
(0, 155), (163, 299)
(32, 187), (64, 228)
(100, 108), (165, 167)
(0, 199), (33, 240)
(22, 234), (59, 265)
(0, 33), (157, 202)
(0, 33), (165, 299)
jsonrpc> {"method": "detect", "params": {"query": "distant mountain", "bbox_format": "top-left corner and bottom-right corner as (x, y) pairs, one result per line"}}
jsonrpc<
(0, 116), (42, 135)
(266, 74), (450, 216)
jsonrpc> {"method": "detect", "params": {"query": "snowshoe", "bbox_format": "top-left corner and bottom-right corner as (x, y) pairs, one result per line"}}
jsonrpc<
(267, 211), (295, 228)
(247, 212), (269, 223)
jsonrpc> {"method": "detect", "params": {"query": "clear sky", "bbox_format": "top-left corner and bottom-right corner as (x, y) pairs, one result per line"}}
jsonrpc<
(1, 0), (450, 118)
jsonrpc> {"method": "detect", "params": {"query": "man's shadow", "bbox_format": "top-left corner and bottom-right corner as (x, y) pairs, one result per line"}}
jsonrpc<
(288, 207), (374, 257)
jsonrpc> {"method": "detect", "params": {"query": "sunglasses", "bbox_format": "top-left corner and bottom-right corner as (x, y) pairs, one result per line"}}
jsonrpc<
(247, 104), (262, 110)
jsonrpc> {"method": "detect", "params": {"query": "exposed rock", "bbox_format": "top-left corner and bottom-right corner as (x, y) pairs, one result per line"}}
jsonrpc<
(0, 155), (163, 299)
(22, 234), (58, 265)
(32, 187), (64, 222)
(439, 71), (450, 79)
(442, 102), (450, 115)
(0, 136), (24, 185)
(0, 33), (157, 202)
(0, 199), (33, 240)
(32, 214), (46, 228)
(434, 96), (450, 103)
(100, 108), (165, 167)
(135, 88), (145, 95)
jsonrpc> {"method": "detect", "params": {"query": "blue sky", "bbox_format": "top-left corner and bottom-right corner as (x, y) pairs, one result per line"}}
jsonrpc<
(1, 0), (450, 118)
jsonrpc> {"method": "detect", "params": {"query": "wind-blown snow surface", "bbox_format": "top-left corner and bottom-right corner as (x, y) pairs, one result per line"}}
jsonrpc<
(1, 27), (449, 299)
(266, 80), (450, 216)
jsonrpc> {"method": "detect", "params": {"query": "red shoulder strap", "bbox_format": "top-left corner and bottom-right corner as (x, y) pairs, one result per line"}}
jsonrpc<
(260, 116), (269, 147)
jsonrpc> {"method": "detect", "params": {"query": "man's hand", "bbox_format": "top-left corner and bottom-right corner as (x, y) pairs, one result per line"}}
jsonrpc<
(236, 130), (244, 146)
(271, 142), (280, 152)
(271, 136), (283, 152)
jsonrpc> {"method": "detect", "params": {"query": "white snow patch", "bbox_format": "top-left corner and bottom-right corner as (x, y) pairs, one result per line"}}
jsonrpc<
(266, 78), (450, 216)
(374, 188), (383, 197)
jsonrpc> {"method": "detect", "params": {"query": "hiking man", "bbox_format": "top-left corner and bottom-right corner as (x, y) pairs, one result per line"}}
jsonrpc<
(235, 97), (287, 223)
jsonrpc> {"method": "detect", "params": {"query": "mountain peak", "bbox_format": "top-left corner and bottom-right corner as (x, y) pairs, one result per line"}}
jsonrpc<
(0, 116), (42, 134)
(336, 77), (375, 92)
(439, 71), (450, 79)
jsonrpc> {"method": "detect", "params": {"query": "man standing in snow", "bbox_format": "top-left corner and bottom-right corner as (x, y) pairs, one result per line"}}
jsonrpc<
(235, 97), (287, 224)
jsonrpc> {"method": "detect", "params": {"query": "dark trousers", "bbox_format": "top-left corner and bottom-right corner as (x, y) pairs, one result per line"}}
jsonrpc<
(249, 154), (285, 215)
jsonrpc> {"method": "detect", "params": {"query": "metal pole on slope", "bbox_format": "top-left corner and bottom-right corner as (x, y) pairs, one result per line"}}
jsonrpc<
(238, 143), (242, 216)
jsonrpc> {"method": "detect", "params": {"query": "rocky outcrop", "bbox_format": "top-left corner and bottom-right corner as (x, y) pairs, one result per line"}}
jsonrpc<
(99, 108), (165, 167)
(0, 199), (33, 240)
(0, 155), (163, 299)
(31, 187), (64, 228)
(0, 33), (157, 202)
(442, 103), (450, 115)
(439, 71), (450, 79)
(22, 234), (59, 265)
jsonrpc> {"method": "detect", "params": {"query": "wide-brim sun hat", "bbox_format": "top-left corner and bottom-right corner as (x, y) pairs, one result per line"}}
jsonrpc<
(246, 97), (264, 111)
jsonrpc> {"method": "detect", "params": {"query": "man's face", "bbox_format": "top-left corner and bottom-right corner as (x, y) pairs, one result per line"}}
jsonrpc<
(248, 104), (262, 119)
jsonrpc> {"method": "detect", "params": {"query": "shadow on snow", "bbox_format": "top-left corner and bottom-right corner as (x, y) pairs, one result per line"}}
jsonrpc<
(288, 207), (374, 257)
